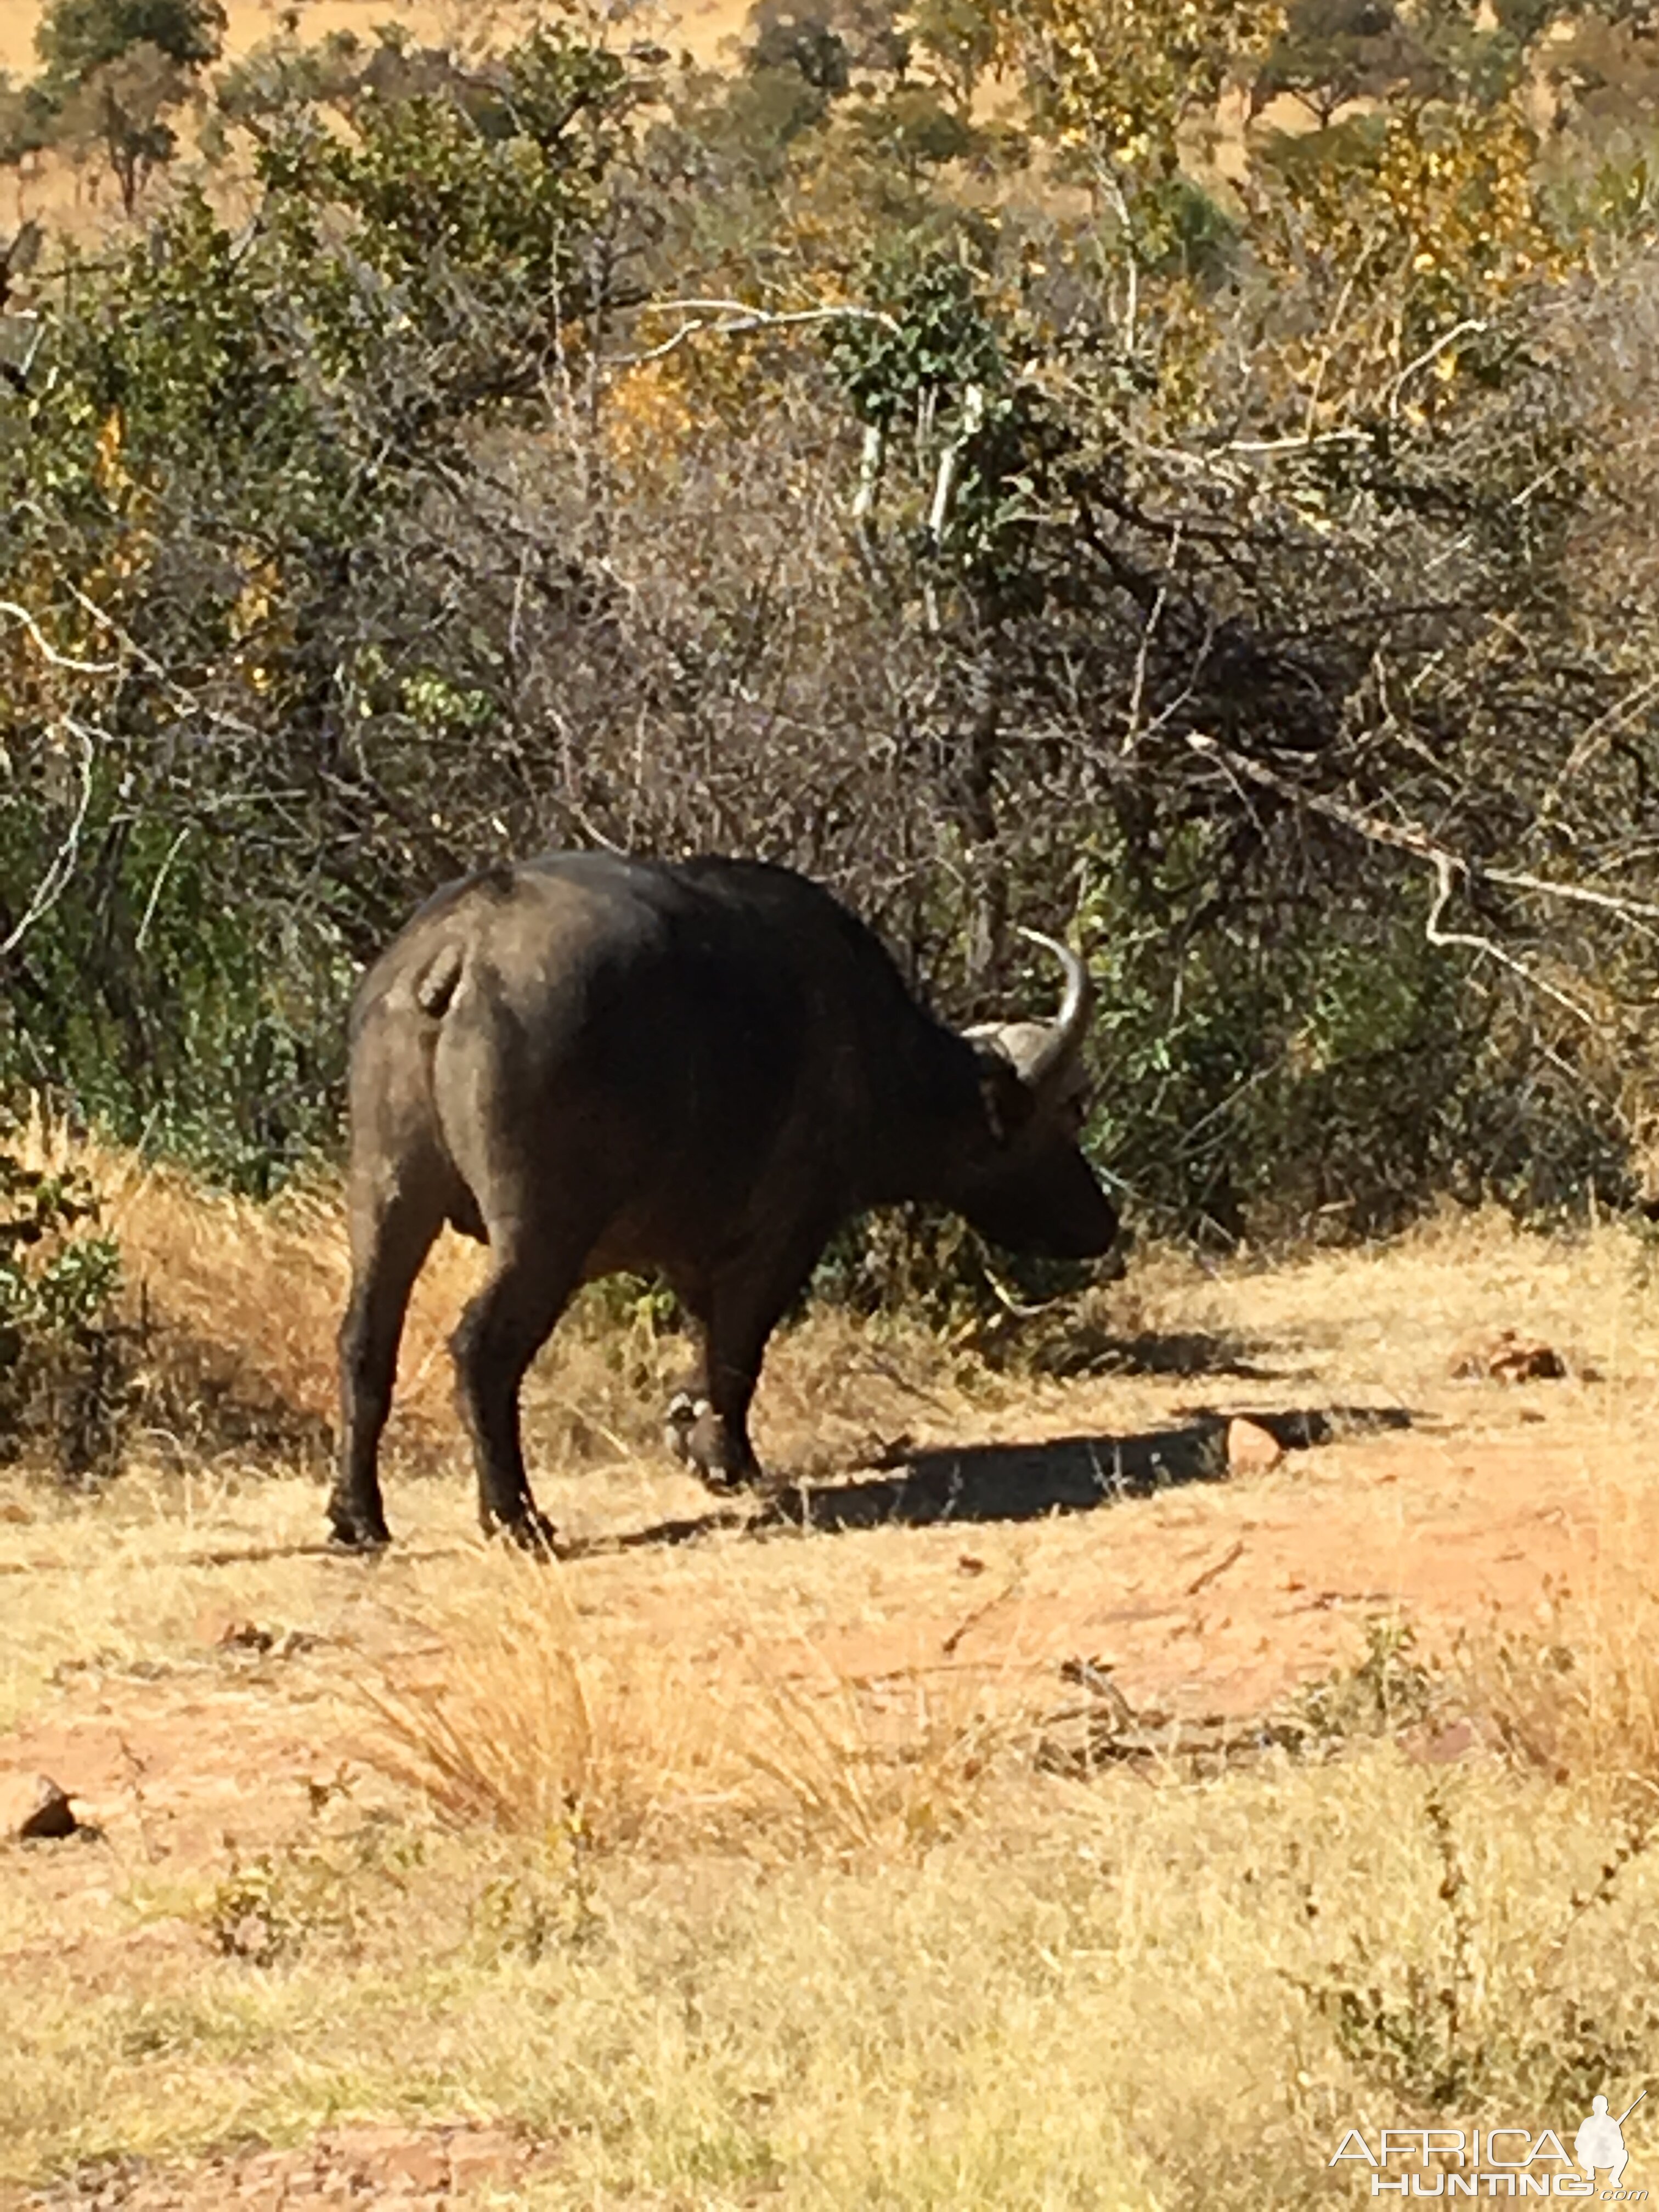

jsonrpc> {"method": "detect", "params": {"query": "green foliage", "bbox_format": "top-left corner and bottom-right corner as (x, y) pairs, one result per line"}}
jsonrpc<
(0, 1147), (130, 1479)
(1290, 1621), (1443, 1743)
(828, 249), (1005, 424)
(207, 1807), (425, 1965)
(24, 0), (227, 212)
(1300, 1787), (1659, 2117)
(0, 74), (53, 166)
(33, 0), (226, 87)
(0, 25), (640, 1185)
(1071, 846), (1493, 1238)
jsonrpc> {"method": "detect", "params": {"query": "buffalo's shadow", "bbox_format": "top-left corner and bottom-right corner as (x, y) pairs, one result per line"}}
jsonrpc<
(586, 1404), (1412, 1554)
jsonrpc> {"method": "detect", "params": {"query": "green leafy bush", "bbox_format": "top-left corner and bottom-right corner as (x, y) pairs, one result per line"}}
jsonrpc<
(0, 1148), (132, 1479)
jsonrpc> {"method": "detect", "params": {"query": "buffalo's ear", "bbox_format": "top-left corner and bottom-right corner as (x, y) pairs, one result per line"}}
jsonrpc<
(976, 1052), (1035, 1148)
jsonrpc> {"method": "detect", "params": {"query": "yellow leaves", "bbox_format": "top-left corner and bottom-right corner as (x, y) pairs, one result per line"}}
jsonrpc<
(229, 558), (286, 698)
(93, 410), (126, 496)
(603, 358), (706, 472)
(232, 561), (279, 642)
(1262, 99), (1569, 321)
(1005, 0), (1288, 173)
(1239, 96), (1585, 430)
(89, 407), (161, 534)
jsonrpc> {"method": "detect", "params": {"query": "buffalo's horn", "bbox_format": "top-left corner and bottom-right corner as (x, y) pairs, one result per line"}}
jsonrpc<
(1015, 926), (1093, 1093)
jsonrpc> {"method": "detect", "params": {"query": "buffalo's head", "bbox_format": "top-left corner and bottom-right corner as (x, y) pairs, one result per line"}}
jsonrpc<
(955, 930), (1120, 1261)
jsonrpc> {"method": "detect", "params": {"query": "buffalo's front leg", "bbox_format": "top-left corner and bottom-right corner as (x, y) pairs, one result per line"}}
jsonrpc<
(451, 1237), (578, 1548)
(663, 1378), (761, 1491)
(665, 1234), (826, 1492)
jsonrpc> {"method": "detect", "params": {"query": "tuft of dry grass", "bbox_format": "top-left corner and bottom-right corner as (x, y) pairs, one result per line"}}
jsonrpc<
(1464, 1566), (1659, 1808)
(360, 1561), (741, 1849)
(15, 1107), (1659, 1502)
(358, 1554), (1045, 1863)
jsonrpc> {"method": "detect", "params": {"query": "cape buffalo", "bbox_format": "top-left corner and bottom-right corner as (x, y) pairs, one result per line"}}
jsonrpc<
(330, 852), (1118, 1549)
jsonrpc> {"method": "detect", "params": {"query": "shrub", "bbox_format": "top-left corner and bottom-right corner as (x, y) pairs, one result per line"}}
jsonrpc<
(0, 1143), (132, 1479)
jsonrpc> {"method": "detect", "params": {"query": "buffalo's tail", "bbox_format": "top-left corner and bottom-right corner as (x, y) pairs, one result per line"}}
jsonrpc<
(413, 943), (465, 1019)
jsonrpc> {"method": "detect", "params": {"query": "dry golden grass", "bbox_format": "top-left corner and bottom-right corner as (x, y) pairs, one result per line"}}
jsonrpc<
(16, 1107), (355, 1452)
(13, 1108), (1013, 1488)
(1464, 1544), (1659, 1808)
(7, 1696), (1659, 2205)
(5, 1132), (1659, 2203)
(361, 1550), (1044, 1862)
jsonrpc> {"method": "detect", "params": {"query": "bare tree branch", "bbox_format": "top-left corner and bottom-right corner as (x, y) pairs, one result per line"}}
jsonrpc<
(0, 722), (95, 959)
(0, 602), (123, 676)
(613, 298), (899, 370)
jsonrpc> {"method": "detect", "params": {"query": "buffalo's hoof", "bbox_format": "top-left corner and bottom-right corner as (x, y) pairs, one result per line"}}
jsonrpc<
(663, 1393), (765, 1495)
(698, 1462), (770, 1497)
(326, 1509), (392, 1553)
(663, 1390), (707, 1465)
(488, 1508), (561, 1558)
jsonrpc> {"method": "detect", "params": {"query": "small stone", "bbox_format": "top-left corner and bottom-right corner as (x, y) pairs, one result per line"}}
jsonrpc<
(225, 1911), (275, 1961)
(4, 1773), (80, 1840)
(0, 1498), (32, 1523)
(195, 1607), (275, 1653)
(1450, 1329), (1566, 1383)
(1226, 1418), (1285, 1475)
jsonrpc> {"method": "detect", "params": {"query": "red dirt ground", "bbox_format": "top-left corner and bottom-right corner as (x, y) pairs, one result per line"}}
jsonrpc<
(0, 1373), (1638, 2209)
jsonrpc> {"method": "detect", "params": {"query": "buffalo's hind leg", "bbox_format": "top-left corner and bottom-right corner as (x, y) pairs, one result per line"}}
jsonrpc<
(451, 1231), (583, 1549)
(331, 1187), (442, 1549)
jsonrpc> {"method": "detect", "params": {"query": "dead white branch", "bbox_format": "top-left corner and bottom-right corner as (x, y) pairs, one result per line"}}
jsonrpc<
(1184, 732), (1656, 1025)
(0, 720), (95, 958)
(1124, 521), (1182, 756)
(1387, 319), (1487, 420)
(1425, 854), (1593, 1026)
(851, 420), (885, 527)
(1186, 733), (1659, 924)
(615, 298), (899, 370)
(134, 826), (191, 956)
(0, 601), (122, 677)
(927, 383), (985, 543)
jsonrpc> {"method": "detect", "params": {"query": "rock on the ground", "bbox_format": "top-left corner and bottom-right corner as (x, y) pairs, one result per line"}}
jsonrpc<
(2, 1771), (80, 1840)
(1226, 1418), (1285, 1475)
(1450, 1329), (1567, 1383)
(194, 1607), (275, 1652)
